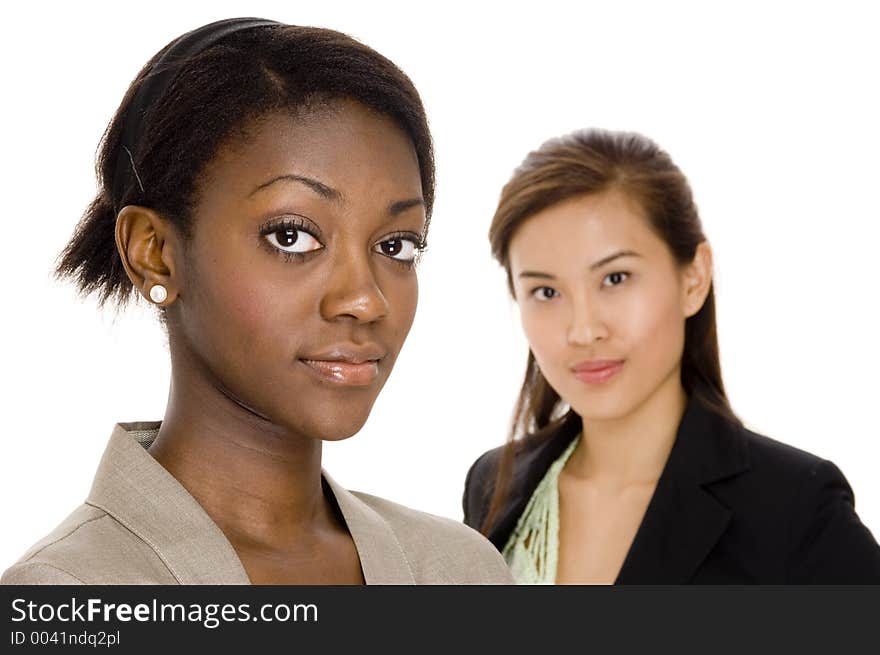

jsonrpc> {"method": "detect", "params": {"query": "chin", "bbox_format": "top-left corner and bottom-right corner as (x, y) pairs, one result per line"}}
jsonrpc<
(288, 405), (375, 442)
(571, 405), (632, 424)
(256, 365), (394, 440)
(319, 424), (366, 442)
(565, 384), (644, 424)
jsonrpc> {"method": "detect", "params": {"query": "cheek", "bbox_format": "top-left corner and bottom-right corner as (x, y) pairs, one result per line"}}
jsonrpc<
(519, 303), (564, 363)
(620, 281), (686, 368)
(380, 271), (419, 350)
(206, 264), (283, 329)
(180, 236), (313, 363)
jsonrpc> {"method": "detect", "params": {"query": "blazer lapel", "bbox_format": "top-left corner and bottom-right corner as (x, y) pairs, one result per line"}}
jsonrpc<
(87, 423), (252, 584)
(322, 473), (417, 585)
(616, 400), (749, 584)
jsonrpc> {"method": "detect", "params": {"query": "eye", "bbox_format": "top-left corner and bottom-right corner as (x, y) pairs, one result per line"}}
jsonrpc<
(602, 271), (629, 287)
(531, 286), (559, 301)
(374, 234), (422, 263)
(263, 225), (323, 254)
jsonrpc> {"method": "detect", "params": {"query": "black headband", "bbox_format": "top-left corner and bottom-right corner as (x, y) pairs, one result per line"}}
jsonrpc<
(111, 17), (282, 207)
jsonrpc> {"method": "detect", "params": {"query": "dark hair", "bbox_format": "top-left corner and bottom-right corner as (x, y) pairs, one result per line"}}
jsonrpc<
(57, 22), (435, 306)
(481, 128), (738, 534)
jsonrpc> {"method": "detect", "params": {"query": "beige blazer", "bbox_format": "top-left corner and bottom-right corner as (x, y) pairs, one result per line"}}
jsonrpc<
(1, 422), (512, 585)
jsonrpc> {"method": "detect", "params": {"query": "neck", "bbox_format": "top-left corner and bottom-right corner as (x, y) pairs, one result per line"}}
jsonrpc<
(148, 342), (331, 549)
(567, 369), (688, 486)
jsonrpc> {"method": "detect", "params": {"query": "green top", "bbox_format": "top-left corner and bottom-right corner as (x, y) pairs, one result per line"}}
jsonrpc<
(501, 436), (580, 584)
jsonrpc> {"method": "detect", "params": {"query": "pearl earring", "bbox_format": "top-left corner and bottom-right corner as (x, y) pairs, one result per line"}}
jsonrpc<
(149, 284), (168, 304)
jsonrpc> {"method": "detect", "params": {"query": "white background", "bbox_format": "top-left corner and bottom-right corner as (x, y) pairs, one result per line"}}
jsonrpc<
(2, 0), (879, 568)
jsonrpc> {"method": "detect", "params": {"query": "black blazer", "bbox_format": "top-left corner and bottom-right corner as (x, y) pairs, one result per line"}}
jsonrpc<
(463, 397), (880, 583)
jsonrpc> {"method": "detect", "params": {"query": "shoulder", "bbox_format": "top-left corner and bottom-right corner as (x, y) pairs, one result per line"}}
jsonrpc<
(351, 491), (513, 584)
(465, 430), (555, 485)
(462, 426), (569, 532)
(742, 428), (829, 478)
(716, 425), (851, 515)
(465, 444), (507, 494)
(724, 427), (880, 582)
(733, 428), (862, 511)
(463, 432), (549, 499)
(461, 444), (507, 531)
(464, 414), (581, 496)
(1, 504), (175, 585)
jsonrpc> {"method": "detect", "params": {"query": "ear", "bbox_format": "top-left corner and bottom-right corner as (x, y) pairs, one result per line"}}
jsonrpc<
(115, 205), (181, 306)
(680, 241), (713, 318)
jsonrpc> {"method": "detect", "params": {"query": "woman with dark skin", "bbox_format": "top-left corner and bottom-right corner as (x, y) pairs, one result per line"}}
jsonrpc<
(140, 103), (418, 584)
(1, 18), (510, 585)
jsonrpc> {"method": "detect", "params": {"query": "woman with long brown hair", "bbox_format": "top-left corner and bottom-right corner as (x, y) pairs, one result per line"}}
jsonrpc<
(463, 129), (880, 583)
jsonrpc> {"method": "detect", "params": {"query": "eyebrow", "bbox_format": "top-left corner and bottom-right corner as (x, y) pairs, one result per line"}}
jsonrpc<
(589, 249), (641, 270)
(517, 250), (641, 279)
(249, 174), (341, 200)
(388, 197), (425, 216)
(249, 174), (424, 217)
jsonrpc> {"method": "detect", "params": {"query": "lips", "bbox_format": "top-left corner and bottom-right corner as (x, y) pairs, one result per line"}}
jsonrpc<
(570, 359), (624, 384)
(299, 346), (385, 386)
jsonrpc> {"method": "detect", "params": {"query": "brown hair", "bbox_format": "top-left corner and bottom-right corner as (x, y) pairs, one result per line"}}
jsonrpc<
(481, 128), (738, 535)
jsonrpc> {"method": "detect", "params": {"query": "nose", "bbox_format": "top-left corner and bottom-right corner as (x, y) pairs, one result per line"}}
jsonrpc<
(319, 248), (389, 323)
(566, 296), (608, 346)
